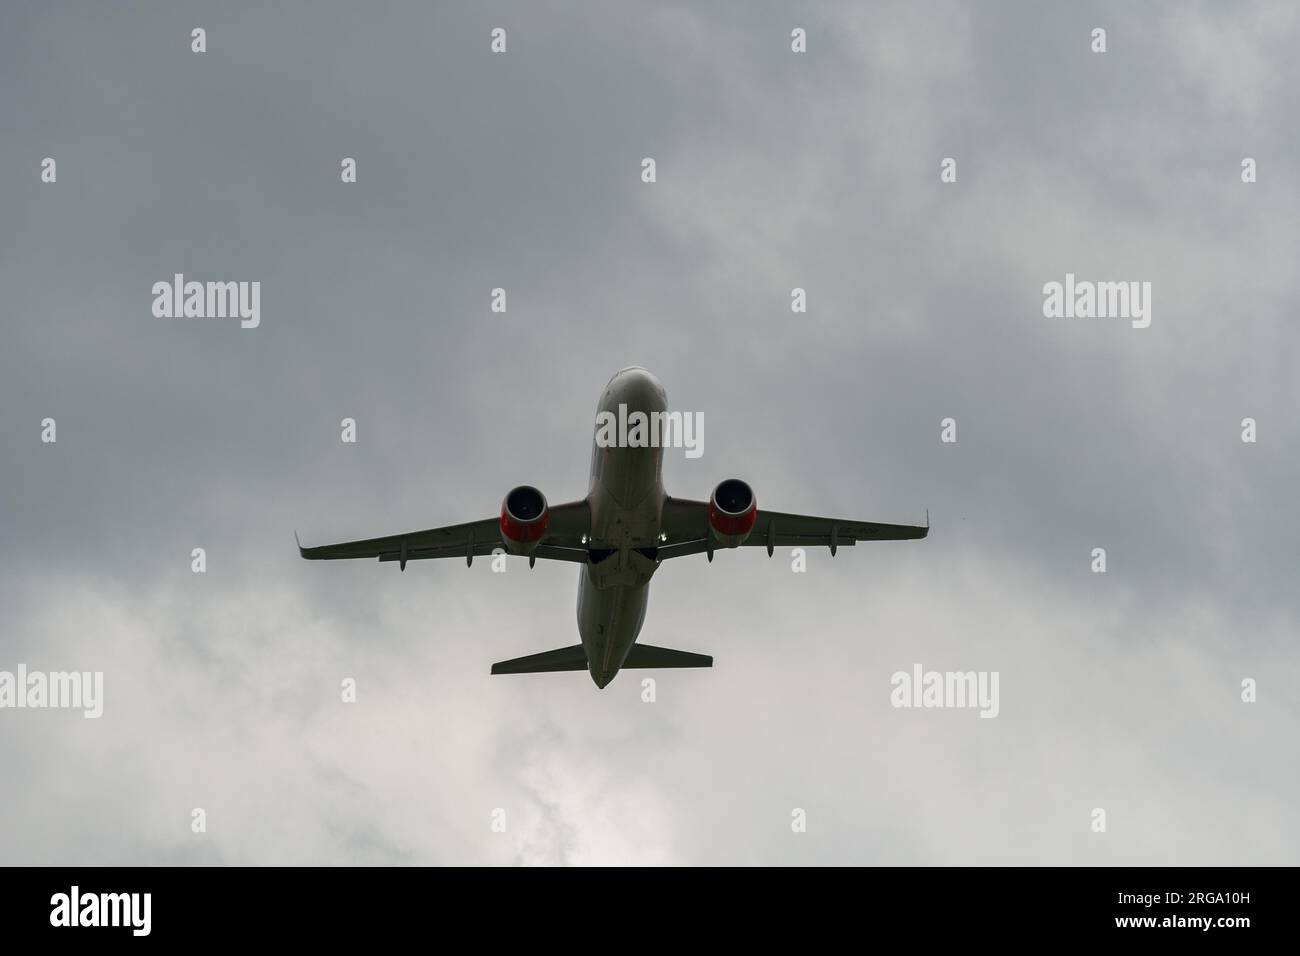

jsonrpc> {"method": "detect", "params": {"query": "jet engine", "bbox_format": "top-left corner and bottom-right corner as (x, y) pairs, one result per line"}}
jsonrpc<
(708, 478), (757, 548)
(499, 485), (549, 555)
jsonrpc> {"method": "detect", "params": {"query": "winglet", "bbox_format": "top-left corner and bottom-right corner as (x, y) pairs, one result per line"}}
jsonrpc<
(295, 530), (305, 557)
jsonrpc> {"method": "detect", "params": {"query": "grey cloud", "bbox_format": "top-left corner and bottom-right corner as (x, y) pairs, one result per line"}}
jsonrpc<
(1, 0), (1296, 864)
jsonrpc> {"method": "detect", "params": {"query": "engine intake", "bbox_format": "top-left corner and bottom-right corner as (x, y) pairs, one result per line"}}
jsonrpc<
(499, 485), (549, 554)
(708, 478), (757, 548)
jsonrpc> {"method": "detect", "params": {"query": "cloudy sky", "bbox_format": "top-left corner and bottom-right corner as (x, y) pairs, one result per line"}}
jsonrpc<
(1, 0), (1297, 865)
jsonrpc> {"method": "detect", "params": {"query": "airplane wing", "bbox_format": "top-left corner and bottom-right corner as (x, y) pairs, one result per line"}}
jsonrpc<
(297, 500), (591, 567)
(656, 497), (927, 560)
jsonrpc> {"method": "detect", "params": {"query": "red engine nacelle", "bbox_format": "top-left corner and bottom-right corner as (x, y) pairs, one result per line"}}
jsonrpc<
(499, 485), (549, 555)
(708, 478), (757, 548)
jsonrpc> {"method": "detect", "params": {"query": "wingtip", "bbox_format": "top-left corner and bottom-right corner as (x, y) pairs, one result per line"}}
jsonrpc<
(294, 530), (305, 557)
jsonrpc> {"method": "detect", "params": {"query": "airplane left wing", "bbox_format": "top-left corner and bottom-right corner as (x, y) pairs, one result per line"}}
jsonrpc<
(657, 497), (927, 560)
(743, 508), (929, 550)
(297, 501), (591, 567)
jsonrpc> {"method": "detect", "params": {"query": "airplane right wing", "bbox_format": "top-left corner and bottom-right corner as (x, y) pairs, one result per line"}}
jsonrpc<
(297, 500), (591, 568)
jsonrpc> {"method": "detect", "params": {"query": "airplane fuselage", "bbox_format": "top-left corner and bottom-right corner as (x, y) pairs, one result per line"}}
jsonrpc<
(578, 367), (668, 687)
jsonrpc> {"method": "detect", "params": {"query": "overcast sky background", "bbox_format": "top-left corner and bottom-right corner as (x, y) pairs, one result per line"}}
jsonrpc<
(1, 1), (1297, 865)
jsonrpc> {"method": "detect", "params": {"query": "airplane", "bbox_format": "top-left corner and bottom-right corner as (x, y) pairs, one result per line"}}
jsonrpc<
(298, 367), (929, 689)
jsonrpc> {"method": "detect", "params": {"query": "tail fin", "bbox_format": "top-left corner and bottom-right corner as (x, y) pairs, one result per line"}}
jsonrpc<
(490, 642), (712, 675)
(622, 644), (712, 669)
(491, 644), (588, 675)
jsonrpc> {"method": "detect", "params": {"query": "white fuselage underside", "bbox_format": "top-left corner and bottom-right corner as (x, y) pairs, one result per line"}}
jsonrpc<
(577, 367), (669, 687)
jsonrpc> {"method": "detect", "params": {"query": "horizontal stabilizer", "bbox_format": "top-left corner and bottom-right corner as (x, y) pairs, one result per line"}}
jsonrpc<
(491, 644), (589, 675)
(622, 643), (712, 669)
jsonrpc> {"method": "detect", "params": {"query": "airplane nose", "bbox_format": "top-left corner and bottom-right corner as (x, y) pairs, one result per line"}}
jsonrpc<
(611, 367), (667, 413)
(590, 669), (615, 689)
(628, 381), (667, 415)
